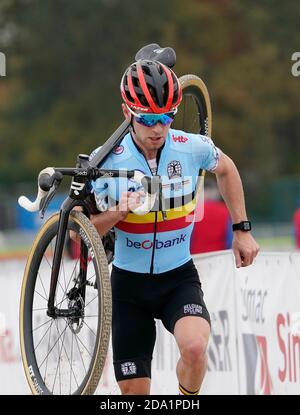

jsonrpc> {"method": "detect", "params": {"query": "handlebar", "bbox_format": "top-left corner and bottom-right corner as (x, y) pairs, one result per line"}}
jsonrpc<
(18, 167), (160, 216)
(18, 167), (57, 212)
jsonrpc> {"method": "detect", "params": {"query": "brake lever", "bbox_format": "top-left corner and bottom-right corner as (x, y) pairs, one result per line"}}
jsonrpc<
(39, 178), (61, 219)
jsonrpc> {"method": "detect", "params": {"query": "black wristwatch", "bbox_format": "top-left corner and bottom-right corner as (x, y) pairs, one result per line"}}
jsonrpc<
(232, 221), (252, 232)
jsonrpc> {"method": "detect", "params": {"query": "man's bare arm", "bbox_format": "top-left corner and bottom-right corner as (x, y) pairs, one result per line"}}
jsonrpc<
(91, 209), (125, 237)
(91, 190), (144, 237)
(213, 152), (248, 223)
(212, 152), (260, 268)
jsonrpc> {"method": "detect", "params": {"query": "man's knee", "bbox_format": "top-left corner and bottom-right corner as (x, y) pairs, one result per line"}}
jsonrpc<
(180, 337), (208, 367)
(118, 377), (151, 395)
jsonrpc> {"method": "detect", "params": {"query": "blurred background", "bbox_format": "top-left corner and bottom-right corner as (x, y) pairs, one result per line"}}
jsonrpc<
(0, 0), (300, 257)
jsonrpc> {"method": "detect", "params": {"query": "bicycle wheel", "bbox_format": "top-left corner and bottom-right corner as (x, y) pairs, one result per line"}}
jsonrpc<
(19, 211), (111, 395)
(173, 74), (212, 136)
(173, 74), (212, 198)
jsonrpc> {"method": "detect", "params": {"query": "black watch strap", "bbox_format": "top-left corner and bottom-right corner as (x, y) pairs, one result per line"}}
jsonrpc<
(232, 221), (252, 232)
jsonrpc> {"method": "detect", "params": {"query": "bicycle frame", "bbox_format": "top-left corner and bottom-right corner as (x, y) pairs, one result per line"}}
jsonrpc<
(46, 156), (137, 318)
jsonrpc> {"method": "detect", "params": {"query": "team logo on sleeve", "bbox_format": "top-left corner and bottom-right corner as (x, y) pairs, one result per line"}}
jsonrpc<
(167, 160), (182, 179)
(172, 134), (188, 143)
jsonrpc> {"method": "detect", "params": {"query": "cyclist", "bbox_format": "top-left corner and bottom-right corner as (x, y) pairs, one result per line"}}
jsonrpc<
(89, 60), (259, 395)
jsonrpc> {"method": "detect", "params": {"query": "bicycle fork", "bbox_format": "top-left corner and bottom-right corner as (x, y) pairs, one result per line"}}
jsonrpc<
(47, 197), (88, 319)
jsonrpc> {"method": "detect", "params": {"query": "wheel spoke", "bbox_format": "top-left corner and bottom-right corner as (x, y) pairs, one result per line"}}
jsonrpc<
(37, 271), (48, 301)
(33, 307), (48, 312)
(38, 321), (69, 370)
(82, 320), (97, 338)
(32, 318), (53, 333)
(51, 320), (72, 394)
(69, 331), (74, 394)
(73, 331), (93, 359)
(84, 294), (98, 309)
(34, 319), (54, 351)
(57, 323), (80, 390)
(73, 332), (87, 374)
(43, 320), (53, 383)
(34, 288), (48, 303)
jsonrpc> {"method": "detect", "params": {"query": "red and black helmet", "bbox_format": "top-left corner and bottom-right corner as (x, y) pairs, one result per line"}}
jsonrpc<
(120, 59), (182, 114)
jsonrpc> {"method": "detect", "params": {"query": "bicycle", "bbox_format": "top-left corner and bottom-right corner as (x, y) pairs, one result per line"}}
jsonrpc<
(18, 44), (212, 395)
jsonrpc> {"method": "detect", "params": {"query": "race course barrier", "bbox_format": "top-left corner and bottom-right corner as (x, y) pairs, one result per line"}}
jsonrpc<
(0, 251), (299, 394)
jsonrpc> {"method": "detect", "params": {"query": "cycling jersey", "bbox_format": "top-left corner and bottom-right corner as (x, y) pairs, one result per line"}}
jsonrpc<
(91, 128), (221, 274)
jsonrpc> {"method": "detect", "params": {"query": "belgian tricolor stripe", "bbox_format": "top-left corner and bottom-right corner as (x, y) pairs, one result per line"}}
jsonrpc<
(115, 210), (195, 234)
(115, 196), (196, 234)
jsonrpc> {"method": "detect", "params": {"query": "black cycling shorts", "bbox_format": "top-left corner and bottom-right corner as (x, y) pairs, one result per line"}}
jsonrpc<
(111, 259), (210, 381)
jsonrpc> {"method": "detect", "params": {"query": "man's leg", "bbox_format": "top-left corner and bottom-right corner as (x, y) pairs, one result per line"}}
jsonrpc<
(111, 266), (157, 395)
(118, 378), (151, 395)
(112, 304), (155, 395)
(112, 289), (156, 395)
(174, 316), (210, 394)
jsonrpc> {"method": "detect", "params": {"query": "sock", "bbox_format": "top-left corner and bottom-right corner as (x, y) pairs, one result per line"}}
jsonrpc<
(179, 383), (200, 395)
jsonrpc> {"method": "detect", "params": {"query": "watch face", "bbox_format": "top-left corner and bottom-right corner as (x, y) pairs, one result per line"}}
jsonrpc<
(233, 221), (252, 231)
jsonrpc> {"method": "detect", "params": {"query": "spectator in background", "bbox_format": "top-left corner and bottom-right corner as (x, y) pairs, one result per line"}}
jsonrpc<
(293, 203), (300, 249)
(190, 177), (233, 254)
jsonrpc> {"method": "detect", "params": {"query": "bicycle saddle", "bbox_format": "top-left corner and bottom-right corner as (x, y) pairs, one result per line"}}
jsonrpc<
(135, 43), (176, 68)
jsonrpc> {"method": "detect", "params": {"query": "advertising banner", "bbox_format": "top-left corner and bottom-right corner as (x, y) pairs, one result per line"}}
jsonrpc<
(0, 261), (29, 394)
(235, 253), (300, 395)
(194, 251), (240, 394)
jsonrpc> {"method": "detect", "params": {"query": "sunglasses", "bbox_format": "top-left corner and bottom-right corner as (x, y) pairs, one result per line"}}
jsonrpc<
(127, 106), (177, 127)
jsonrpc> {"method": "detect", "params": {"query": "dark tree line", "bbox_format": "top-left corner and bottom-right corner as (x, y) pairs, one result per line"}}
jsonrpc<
(0, 0), (299, 220)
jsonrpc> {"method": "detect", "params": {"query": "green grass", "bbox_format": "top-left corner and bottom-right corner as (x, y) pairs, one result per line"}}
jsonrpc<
(255, 235), (295, 250)
(0, 243), (31, 259)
